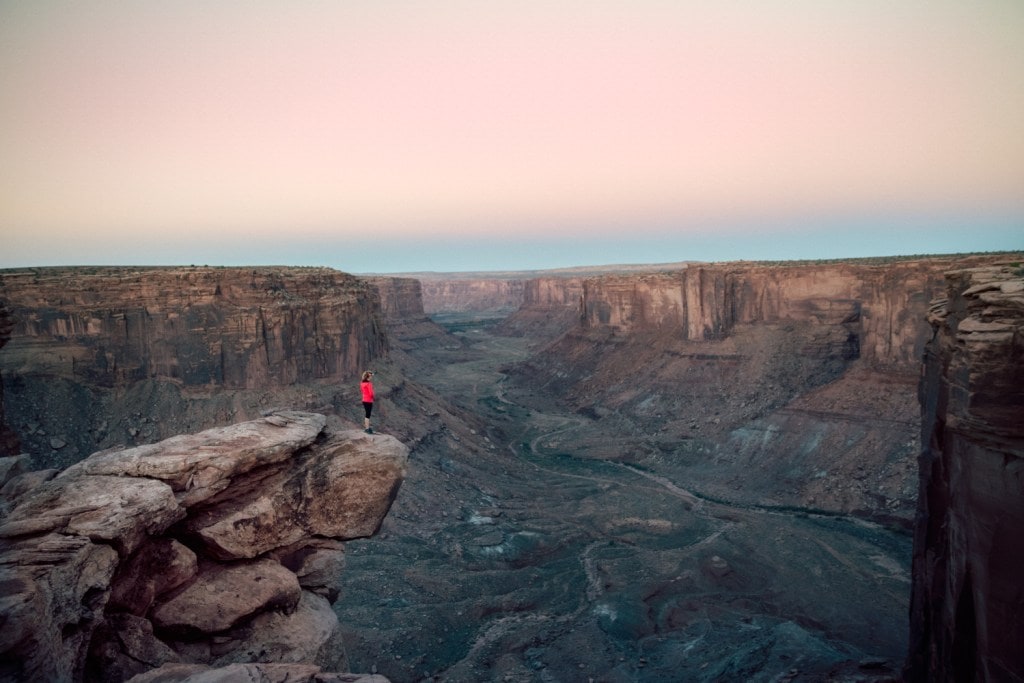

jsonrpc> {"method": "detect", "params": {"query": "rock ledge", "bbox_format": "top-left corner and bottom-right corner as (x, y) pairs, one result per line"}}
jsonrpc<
(0, 411), (407, 682)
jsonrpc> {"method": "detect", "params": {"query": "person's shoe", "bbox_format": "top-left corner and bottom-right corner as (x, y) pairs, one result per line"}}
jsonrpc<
(364, 427), (374, 434)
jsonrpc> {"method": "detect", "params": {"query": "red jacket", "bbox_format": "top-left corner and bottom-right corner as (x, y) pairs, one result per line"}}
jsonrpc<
(361, 381), (374, 403)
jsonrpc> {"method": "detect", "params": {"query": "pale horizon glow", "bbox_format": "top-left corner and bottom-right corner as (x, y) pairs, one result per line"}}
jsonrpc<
(1, 1), (1022, 273)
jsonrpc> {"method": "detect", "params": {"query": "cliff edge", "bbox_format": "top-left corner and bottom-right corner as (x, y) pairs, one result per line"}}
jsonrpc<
(0, 411), (408, 682)
(0, 266), (389, 467)
(906, 262), (1024, 680)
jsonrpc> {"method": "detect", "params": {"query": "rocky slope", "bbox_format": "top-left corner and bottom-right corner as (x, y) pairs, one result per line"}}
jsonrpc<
(905, 263), (1024, 681)
(0, 267), (388, 467)
(0, 411), (407, 682)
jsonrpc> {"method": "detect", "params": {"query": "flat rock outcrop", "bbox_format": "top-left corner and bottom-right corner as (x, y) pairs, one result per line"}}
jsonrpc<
(0, 411), (407, 682)
(906, 263), (1024, 681)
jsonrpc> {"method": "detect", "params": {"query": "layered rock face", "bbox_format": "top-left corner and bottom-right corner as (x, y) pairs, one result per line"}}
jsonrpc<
(906, 264), (1024, 681)
(497, 277), (584, 339)
(366, 277), (427, 322)
(0, 411), (408, 682)
(0, 266), (386, 389)
(579, 260), (969, 368)
(0, 267), (388, 466)
(418, 278), (524, 315)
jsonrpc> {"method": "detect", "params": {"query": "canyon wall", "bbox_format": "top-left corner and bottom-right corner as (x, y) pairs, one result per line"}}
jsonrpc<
(497, 276), (584, 339)
(418, 278), (525, 314)
(0, 267), (389, 467)
(0, 411), (408, 682)
(578, 259), (983, 370)
(0, 267), (386, 389)
(366, 276), (427, 322)
(364, 278), (459, 371)
(906, 263), (1024, 681)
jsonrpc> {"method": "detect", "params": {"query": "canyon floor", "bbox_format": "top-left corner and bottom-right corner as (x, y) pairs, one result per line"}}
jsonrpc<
(333, 321), (911, 683)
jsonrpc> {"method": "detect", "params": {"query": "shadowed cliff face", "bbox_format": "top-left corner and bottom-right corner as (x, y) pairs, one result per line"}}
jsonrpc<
(0, 267), (385, 389)
(366, 277), (428, 322)
(906, 263), (1024, 681)
(0, 267), (388, 467)
(497, 277), (584, 341)
(0, 301), (18, 456)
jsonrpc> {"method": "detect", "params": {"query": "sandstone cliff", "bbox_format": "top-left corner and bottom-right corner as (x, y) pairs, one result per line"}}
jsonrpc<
(0, 267), (386, 389)
(418, 278), (524, 315)
(0, 411), (407, 682)
(0, 267), (388, 467)
(366, 277), (427, 323)
(578, 259), (977, 369)
(497, 277), (584, 340)
(905, 263), (1024, 681)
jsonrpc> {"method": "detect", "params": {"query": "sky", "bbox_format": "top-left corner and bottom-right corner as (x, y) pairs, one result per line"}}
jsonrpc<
(1, 1), (1022, 274)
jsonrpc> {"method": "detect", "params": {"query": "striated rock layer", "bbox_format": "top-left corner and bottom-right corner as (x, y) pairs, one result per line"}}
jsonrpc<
(497, 276), (584, 340)
(577, 259), (984, 368)
(0, 411), (407, 682)
(0, 267), (388, 466)
(366, 277), (428, 323)
(906, 263), (1024, 681)
(0, 266), (386, 389)
(419, 278), (525, 315)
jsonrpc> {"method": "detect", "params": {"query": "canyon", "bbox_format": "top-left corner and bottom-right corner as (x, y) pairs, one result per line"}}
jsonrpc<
(1, 254), (1022, 681)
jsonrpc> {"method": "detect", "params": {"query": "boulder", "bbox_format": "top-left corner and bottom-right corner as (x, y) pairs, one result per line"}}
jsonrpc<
(0, 412), (408, 682)
(109, 539), (198, 616)
(0, 533), (120, 681)
(0, 474), (183, 556)
(151, 559), (301, 635)
(86, 613), (182, 683)
(186, 431), (407, 559)
(270, 538), (347, 602)
(170, 591), (344, 670)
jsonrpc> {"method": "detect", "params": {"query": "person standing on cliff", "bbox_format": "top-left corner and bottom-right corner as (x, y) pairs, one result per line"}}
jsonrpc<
(360, 371), (375, 434)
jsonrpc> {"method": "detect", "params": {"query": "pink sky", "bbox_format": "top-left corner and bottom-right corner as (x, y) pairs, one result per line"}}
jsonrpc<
(1, 1), (1022, 272)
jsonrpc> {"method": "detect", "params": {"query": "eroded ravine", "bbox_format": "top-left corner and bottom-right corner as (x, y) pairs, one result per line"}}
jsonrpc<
(334, 327), (912, 682)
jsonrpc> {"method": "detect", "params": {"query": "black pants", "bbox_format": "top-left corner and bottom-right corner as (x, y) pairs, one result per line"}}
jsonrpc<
(363, 402), (373, 419)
